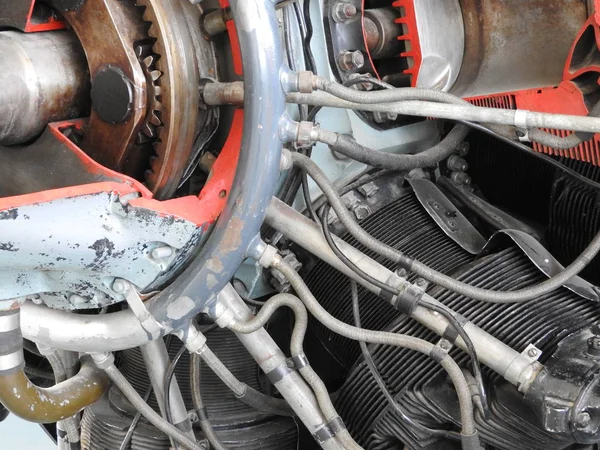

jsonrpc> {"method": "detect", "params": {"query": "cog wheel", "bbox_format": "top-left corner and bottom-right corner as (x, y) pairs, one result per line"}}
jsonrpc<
(134, 0), (202, 199)
(134, 42), (164, 141)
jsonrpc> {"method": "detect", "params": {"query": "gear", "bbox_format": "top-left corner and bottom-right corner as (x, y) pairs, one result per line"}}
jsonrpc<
(134, 0), (203, 198)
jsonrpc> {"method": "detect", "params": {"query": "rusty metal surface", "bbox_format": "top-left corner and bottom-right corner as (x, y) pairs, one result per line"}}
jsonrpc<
(59, 0), (150, 178)
(0, 30), (90, 145)
(136, 0), (204, 198)
(453, 0), (588, 98)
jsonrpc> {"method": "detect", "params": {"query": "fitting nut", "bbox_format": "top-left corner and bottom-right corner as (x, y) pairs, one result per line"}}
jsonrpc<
(338, 50), (364, 71)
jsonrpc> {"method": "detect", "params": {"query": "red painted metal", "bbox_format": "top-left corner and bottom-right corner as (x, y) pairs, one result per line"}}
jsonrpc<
(467, 12), (600, 166)
(24, 0), (66, 32)
(391, 0), (422, 87)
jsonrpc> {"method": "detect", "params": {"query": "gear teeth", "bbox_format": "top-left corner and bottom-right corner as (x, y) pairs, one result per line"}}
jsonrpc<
(142, 123), (156, 138)
(153, 86), (163, 96)
(149, 112), (162, 126)
(150, 70), (162, 81)
(154, 101), (164, 111)
(143, 55), (155, 67)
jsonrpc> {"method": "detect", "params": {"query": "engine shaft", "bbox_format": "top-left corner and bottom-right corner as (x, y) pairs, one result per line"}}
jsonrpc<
(0, 30), (89, 145)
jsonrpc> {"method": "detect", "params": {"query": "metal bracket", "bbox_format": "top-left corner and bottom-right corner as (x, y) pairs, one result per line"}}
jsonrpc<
(117, 280), (163, 336)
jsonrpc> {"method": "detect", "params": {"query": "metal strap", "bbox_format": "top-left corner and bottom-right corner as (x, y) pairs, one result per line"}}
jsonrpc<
(312, 424), (335, 444)
(290, 353), (310, 370)
(327, 416), (346, 434)
(124, 284), (162, 335)
(266, 359), (295, 384)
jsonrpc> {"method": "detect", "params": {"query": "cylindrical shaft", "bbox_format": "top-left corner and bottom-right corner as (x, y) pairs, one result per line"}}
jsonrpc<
(140, 340), (195, 440)
(0, 30), (90, 145)
(265, 197), (542, 392)
(215, 284), (345, 450)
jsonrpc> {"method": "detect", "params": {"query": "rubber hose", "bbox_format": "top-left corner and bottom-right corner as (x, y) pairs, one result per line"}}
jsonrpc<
(190, 352), (228, 450)
(270, 258), (477, 439)
(291, 152), (600, 303)
(228, 293), (360, 449)
(316, 125), (469, 171)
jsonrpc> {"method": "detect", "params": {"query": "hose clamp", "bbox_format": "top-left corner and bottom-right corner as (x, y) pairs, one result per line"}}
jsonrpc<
(266, 358), (296, 384)
(290, 353), (310, 370)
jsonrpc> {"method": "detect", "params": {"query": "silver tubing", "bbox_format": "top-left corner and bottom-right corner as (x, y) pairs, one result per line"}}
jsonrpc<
(215, 284), (345, 450)
(140, 340), (195, 441)
(265, 197), (542, 392)
(20, 302), (164, 353)
(287, 91), (600, 134)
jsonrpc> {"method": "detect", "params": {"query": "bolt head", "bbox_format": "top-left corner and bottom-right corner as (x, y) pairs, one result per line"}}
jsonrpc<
(527, 348), (538, 358)
(112, 279), (129, 294)
(338, 50), (364, 71)
(332, 2), (357, 22)
(151, 246), (174, 260)
(354, 205), (371, 220)
(69, 294), (87, 306)
(576, 412), (592, 429)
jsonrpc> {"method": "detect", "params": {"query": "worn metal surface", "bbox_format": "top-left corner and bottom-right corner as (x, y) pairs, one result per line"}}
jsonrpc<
(411, 0), (464, 91)
(0, 31), (89, 145)
(453, 0), (588, 97)
(408, 178), (486, 254)
(135, 0), (211, 198)
(58, 0), (150, 179)
(0, 191), (199, 309)
(145, 0), (287, 331)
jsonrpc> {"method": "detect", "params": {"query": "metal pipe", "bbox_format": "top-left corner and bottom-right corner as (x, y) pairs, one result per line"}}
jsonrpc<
(140, 340), (195, 441)
(214, 284), (345, 450)
(20, 302), (165, 353)
(0, 356), (109, 423)
(287, 91), (600, 134)
(265, 197), (542, 392)
(0, 30), (89, 145)
(145, 0), (287, 332)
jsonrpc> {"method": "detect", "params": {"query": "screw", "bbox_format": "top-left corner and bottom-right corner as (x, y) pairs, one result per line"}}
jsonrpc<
(353, 204), (371, 220)
(416, 278), (427, 288)
(527, 348), (538, 358)
(332, 2), (357, 22)
(575, 412), (592, 429)
(112, 279), (130, 294)
(338, 50), (364, 71)
(151, 246), (174, 260)
(448, 220), (457, 228)
(396, 268), (407, 277)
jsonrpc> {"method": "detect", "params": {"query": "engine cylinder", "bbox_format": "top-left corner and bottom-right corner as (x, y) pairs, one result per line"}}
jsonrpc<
(0, 30), (90, 145)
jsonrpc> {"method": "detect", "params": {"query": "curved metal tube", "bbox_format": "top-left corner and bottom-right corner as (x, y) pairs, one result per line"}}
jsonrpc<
(146, 0), (287, 330)
(0, 356), (109, 423)
(20, 302), (166, 353)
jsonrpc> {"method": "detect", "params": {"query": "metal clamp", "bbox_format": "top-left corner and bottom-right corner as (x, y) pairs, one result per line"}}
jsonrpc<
(115, 279), (163, 336)
(290, 353), (310, 370)
(266, 359), (296, 384)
